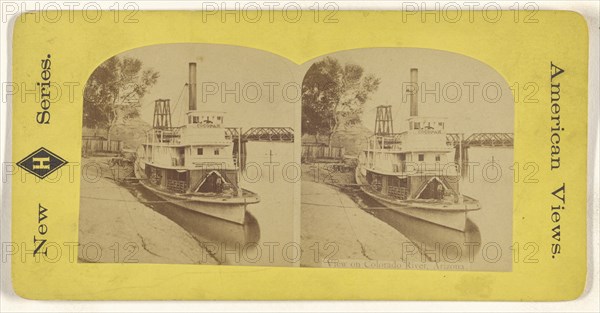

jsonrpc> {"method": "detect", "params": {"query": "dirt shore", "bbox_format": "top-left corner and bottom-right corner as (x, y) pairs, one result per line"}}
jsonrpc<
(78, 157), (218, 264)
(301, 164), (425, 267)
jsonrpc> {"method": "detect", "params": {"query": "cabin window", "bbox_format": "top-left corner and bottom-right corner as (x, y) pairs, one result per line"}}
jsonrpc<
(414, 122), (421, 130)
(214, 148), (220, 155)
(439, 122), (444, 129)
(418, 154), (425, 161)
(193, 116), (199, 123)
(197, 148), (203, 155)
(435, 154), (441, 162)
(217, 116), (221, 121)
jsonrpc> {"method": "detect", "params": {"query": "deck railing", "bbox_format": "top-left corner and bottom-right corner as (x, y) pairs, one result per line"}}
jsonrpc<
(147, 127), (183, 144)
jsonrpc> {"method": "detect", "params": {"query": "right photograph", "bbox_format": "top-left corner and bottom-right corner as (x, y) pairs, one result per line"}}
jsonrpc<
(300, 48), (514, 272)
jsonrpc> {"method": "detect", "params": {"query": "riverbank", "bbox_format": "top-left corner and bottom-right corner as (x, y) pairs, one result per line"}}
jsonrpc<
(301, 164), (426, 267)
(78, 157), (218, 264)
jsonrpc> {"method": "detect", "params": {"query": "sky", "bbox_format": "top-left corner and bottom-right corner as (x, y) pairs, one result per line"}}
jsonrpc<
(119, 43), (299, 130)
(298, 47), (514, 135)
(104, 44), (513, 135)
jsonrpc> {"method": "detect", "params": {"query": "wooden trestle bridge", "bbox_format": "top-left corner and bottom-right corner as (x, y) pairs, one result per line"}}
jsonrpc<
(446, 133), (514, 148)
(225, 127), (294, 142)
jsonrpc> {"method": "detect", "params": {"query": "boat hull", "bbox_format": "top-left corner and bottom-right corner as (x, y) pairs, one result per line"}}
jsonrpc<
(363, 189), (468, 231)
(355, 165), (479, 232)
(144, 184), (248, 224)
(134, 161), (258, 224)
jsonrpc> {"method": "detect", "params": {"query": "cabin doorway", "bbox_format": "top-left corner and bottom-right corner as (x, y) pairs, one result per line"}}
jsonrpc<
(417, 177), (448, 200)
(195, 171), (235, 195)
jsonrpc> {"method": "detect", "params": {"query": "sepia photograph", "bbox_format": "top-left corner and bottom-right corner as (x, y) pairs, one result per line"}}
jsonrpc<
(300, 48), (514, 271)
(77, 45), (515, 272)
(78, 44), (298, 267)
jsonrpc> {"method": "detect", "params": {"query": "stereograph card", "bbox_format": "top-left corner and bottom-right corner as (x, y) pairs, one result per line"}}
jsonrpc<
(8, 10), (589, 300)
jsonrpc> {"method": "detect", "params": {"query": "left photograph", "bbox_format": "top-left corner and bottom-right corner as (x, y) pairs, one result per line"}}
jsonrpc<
(78, 44), (298, 266)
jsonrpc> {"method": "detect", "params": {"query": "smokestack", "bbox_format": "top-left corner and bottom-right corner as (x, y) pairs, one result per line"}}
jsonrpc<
(188, 62), (197, 111)
(410, 68), (418, 117)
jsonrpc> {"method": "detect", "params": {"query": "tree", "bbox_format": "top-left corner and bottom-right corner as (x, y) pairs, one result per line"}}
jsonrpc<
(302, 57), (380, 148)
(83, 56), (159, 141)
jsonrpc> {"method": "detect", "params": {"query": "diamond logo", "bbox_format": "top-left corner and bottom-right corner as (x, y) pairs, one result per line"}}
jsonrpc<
(17, 147), (68, 179)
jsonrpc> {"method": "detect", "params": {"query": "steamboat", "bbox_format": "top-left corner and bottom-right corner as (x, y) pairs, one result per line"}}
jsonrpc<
(356, 68), (480, 231)
(134, 62), (259, 224)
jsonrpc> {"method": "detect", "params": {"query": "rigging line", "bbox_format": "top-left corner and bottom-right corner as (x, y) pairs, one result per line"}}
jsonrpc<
(301, 201), (359, 209)
(81, 195), (211, 204)
(392, 100), (405, 132)
(171, 83), (187, 114)
(115, 176), (143, 240)
(170, 83), (187, 126)
(325, 181), (363, 246)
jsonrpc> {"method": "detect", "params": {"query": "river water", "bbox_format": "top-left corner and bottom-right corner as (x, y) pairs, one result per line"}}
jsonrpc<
(127, 141), (298, 267)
